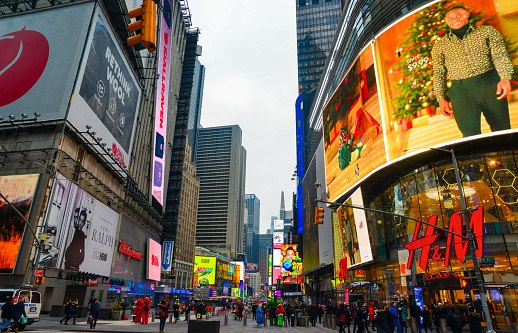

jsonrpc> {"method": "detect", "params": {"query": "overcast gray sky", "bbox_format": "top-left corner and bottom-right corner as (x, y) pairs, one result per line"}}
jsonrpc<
(187, 1), (298, 234)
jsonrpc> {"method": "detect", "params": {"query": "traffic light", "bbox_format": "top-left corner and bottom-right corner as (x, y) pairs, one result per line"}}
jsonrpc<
(314, 206), (324, 225)
(127, 0), (157, 52)
(34, 276), (45, 285)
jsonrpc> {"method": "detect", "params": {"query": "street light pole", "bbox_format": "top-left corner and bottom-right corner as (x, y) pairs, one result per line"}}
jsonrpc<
(449, 150), (495, 333)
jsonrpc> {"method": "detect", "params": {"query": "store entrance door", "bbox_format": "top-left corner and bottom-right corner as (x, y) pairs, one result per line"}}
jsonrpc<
(64, 285), (87, 304)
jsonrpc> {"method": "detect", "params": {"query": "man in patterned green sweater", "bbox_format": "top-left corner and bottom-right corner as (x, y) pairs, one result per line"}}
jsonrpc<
(432, 5), (513, 137)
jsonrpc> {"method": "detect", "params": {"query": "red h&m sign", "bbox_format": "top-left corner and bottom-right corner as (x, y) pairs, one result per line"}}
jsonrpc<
(404, 207), (484, 271)
(338, 258), (348, 281)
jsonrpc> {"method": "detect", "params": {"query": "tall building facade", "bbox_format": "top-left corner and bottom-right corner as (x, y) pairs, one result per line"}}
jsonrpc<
(195, 125), (247, 258)
(258, 234), (273, 286)
(163, 25), (205, 289)
(244, 194), (260, 265)
(296, 0), (344, 94)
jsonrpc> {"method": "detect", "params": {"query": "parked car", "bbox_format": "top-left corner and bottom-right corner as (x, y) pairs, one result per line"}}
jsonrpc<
(0, 289), (42, 331)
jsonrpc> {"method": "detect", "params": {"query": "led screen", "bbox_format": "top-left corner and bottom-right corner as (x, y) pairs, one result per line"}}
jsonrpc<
(280, 244), (303, 278)
(322, 45), (386, 201)
(273, 231), (284, 249)
(0, 174), (39, 273)
(147, 238), (161, 281)
(273, 248), (281, 266)
(194, 256), (216, 286)
(374, 0), (518, 163)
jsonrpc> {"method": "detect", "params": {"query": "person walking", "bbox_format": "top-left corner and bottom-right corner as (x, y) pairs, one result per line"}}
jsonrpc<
(173, 300), (180, 323)
(467, 306), (482, 333)
(357, 305), (368, 333)
(68, 299), (78, 325)
(256, 305), (263, 326)
(276, 304), (285, 327)
(421, 305), (432, 333)
(60, 298), (72, 325)
(1, 296), (14, 331)
(338, 304), (348, 333)
(344, 304), (352, 333)
(399, 304), (408, 333)
(318, 304), (324, 324)
(252, 302), (258, 320)
(390, 302), (402, 333)
(184, 301), (191, 321)
(158, 299), (169, 333)
(446, 307), (464, 333)
(375, 306), (393, 333)
(6, 296), (26, 333)
(368, 303), (376, 331)
(89, 298), (100, 329)
(410, 301), (422, 333)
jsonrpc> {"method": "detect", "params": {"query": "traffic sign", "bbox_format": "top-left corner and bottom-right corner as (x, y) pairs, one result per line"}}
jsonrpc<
(34, 270), (44, 277)
(464, 254), (473, 261)
(479, 262), (494, 268)
(478, 257), (495, 263)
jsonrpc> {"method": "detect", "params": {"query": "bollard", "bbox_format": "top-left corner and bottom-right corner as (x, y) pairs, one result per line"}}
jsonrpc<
(206, 313), (209, 320)
(440, 318), (447, 333)
(224, 314), (228, 325)
(409, 317), (418, 333)
(151, 312), (155, 322)
(264, 315), (267, 327)
(169, 313), (172, 323)
(187, 313), (190, 324)
(243, 314), (247, 326)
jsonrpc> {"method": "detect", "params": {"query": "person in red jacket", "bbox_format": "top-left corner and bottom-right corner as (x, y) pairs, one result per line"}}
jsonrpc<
(142, 298), (151, 324)
(369, 302), (376, 331)
(134, 299), (143, 323)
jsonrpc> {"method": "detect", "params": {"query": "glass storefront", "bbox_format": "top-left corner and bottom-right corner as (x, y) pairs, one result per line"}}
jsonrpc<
(335, 151), (518, 329)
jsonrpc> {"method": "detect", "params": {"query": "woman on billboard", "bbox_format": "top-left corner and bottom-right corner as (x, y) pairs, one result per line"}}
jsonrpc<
(432, 5), (513, 137)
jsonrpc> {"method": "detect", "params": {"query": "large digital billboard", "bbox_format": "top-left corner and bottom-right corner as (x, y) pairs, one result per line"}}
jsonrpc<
(280, 244), (303, 279)
(147, 238), (162, 281)
(273, 231), (284, 248)
(322, 45), (386, 201)
(194, 256), (216, 286)
(0, 2), (93, 121)
(38, 173), (119, 276)
(68, 7), (141, 168)
(0, 174), (40, 273)
(151, 0), (174, 210)
(373, 0), (518, 162)
(322, 0), (518, 203)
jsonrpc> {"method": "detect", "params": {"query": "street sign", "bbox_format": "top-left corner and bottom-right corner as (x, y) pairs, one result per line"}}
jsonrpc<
(478, 257), (495, 263)
(464, 254), (473, 261)
(479, 262), (494, 268)
(34, 270), (44, 277)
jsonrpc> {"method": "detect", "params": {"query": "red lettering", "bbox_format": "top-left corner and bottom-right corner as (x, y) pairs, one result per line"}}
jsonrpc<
(119, 239), (142, 260)
(338, 258), (348, 281)
(404, 207), (484, 270)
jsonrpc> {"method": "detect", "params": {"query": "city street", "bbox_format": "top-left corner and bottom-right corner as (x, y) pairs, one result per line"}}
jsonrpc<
(19, 314), (332, 332)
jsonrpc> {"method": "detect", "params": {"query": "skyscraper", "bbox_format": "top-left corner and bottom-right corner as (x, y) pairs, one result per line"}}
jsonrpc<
(296, 0), (344, 94)
(195, 125), (247, 258)
(245, 194), (260, 265)
(258, 233), (273, 286)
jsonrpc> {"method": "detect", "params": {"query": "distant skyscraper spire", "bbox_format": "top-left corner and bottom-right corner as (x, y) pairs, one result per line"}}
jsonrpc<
(280, 191), (286, 220)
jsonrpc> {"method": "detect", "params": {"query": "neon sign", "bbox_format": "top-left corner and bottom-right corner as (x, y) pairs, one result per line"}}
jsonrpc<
(119, 240), (142, 260)
(338, 258), (348, 281)
(404, 207), (484, 271)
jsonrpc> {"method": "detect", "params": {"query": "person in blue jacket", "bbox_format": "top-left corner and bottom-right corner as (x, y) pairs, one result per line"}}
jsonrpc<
(256, 305), (264, 326)
(390, 302), (402, 333)
(89, 298), (100, 329)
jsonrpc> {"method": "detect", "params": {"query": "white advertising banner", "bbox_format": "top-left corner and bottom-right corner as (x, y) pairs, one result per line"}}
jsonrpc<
(273, 219), (284, 230)
(38, 173), (119, 276)
(273, 231), (284, 249)
(151, 0), (174, 209)
(351, 188), (373, 263)
(68, 7), (141, 168)
(273, 249), (281, 266)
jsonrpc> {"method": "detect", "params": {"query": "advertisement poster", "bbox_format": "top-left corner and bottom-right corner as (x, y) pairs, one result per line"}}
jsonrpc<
(272, 266), (281, 284)
(272, 231), (284, 249)
(302, 153), (319, 271)
(245, 263), (258, 272)
(69, 8), (141, 167)
(147, 238), (161, 281)
(336, 202), (361, 268)
(350, 188), (373, 263)
(273, 219), (284, 230)
(0, 174), (39, 273)
(273, 249), (281, 266)
(161, 240), (174, 272)
(38, 173), (119, 276)
(151, 0), (174, 210)
(322, 45), (386, 201)
(0, 2), (93, 121)
(374, 0), (518, 161)
(280, 244), (303, 279)
(194, 256), (216, 286)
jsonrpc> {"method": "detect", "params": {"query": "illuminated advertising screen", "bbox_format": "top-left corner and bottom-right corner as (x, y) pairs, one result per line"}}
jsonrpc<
(273, 231), (284, 249)
(231, 288), (241, 298)
(350, 188), (372, 263)
(268, 255), (273, 275)
(68, 7), (141, 168)
(322, 44), (385, 201)
(38, 173), (119, 276)
(246, 263), (258, 272)
(273, 219), (284, 230)
(273, 248), (281, 266)
(217, 261), (232, 280)
(194, 256), (216, 286)
(374, 0), (518, 162)
(280, 244), (303, 278)
(273, 266), (281, 284)
(147, 238), (161, 281)
(0, 2), (93, 122)
(151, 0), (174, 211)
(0, 174), (39, 273)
